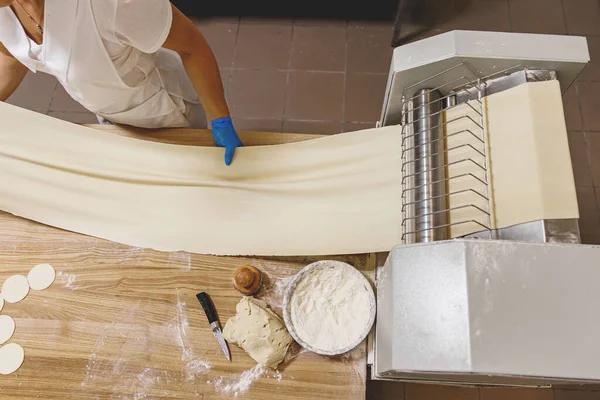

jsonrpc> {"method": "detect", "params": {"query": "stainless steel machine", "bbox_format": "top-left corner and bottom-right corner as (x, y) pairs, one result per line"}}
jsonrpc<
(373, 30), (600, 386)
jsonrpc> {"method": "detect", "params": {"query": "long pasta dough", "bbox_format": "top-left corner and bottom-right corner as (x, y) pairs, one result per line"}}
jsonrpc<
(0, 102), (403, 256)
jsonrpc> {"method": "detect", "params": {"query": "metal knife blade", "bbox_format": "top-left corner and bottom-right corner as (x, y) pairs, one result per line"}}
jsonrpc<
(211, 321), (231, 361)
(196, 292), (231, 361)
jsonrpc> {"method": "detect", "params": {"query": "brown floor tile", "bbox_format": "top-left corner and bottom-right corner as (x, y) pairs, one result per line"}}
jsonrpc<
(220, 68), (232, 99)
(578, 36), (600, 82)
(290, 25), (347, 72)
(481, 387), (553, 400)
(578, 82), (600, 131)
(509, 0), (567, 34)
(7, 71), (57, 114)
(563, 84), (583, 131)
(555, 385), (600, 392)
(48, 111), (98, 124)
(282, 119), (343, 135)
(345, 73), (388, 122)
(367, 379), (404, 400)
(343, 121), (377, 132)
(233, 118), (282, 133)
(585, 132), (600, 186)
(240, 17), (294, 25)
(401, 27), (448, 45)
(191, 17), (241, 25)
(49, 84), (90, 113)
(576, 186), (600, 244)
(193, 19), (239, 68)
(563, 0), (600, 35)
(405, 383), (479, 400)
(234, 23), (292, 69)
(228, 69), (287, 119)
(568, 131), (594, 186)
(293, 18), (347, 28)
(285, 71), (345, 120)
(437, 0), (511, 32)
(347, 22), (394, 74)
(555, 388), (600, 400)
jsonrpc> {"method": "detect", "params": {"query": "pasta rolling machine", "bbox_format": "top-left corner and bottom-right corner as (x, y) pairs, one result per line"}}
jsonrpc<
(373, 30), (600, 387)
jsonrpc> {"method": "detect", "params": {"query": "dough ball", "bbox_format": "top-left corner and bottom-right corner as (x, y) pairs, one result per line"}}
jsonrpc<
(1, 275), (29, 304)
(223, 297), (293, 369)
(27, 263), (56, 291)
(0, 316), (15, 345)
(0, 343), (24, 375)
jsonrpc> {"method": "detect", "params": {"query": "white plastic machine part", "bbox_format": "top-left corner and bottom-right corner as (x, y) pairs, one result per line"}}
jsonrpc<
(372, 31), (599, 386)
(380, 30), (589, 125)
(375, 240), (600, 385)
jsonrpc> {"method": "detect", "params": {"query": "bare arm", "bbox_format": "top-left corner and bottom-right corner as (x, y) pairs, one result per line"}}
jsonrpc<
(162, 5), (229, 121)
(0, 43), (28, 102)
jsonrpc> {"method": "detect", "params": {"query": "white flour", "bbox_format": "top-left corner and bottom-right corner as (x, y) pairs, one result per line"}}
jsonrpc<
(168, 251), (191, 272)
(171, 289), (194, 361)
(255, 267), (293, 310)
(290, 262), (373, 352)
(185, 359), (212, 382)
(209, 364), (267, 397)
(56, 271), (78, 290)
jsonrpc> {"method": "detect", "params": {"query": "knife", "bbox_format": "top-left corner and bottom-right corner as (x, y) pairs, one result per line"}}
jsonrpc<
(196, 292), (231, 361)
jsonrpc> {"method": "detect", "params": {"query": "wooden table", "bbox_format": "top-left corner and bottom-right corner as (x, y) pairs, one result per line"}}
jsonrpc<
(0, 126), (371, 399)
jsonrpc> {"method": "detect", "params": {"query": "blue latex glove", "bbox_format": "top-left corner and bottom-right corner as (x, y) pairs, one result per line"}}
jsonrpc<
(211, 117), (243, 166)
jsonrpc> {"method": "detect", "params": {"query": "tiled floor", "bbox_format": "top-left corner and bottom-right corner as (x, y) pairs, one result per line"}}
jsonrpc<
(5, 2), (600, 399)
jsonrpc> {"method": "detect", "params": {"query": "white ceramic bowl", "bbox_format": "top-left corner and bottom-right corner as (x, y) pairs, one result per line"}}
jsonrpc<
(282, 260), (376, 355)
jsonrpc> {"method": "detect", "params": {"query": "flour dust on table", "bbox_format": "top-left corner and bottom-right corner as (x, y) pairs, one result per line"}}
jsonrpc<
(208, 363), (271, 397)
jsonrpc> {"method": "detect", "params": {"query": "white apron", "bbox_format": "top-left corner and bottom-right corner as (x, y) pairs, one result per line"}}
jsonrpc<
(0, 0), (205, 129)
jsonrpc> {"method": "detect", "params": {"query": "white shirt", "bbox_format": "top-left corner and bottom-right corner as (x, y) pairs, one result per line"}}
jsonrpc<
(0, 0), (205, 129)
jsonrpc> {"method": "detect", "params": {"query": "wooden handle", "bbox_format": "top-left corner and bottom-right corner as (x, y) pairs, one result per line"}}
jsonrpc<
(233, 266), (262, 295)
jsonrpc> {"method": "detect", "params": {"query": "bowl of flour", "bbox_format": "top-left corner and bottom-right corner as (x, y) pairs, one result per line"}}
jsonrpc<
(282, 260), (376, 355)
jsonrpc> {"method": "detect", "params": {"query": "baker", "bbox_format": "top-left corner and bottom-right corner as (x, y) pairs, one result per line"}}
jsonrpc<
(0, 0), (242, 165)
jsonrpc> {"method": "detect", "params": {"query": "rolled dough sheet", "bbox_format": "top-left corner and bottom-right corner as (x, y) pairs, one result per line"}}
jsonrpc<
(439, 80), (578, 238)
(0, 84), (579, 255)
(0, 315), (15, 345)
(0, 343), (25, 375)
(0, 102), (403, 256)
(1, 275), (29, 304)
(27, 263), (56, 291)
(484, 80), (578, 228)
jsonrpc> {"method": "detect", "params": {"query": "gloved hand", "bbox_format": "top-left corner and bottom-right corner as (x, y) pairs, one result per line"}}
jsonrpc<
(211, 117), (243, 166)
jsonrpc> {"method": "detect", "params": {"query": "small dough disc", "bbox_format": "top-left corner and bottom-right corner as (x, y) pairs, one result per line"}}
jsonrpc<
(0, 316), (15, 345)
(1, 275), (30, 304)
(0, 295), (4, 312)
(27, 264), (56, 291)
(0, 343), (24, 375)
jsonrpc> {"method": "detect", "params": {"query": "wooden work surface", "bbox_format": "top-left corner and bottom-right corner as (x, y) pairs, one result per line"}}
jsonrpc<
(0, 125), (371, 400)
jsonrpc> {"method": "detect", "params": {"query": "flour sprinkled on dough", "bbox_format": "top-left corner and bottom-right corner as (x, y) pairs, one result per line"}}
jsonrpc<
(223, 297), (293, 369)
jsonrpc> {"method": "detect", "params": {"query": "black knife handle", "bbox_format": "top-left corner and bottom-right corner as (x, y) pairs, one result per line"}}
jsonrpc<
(196, 292), (218, 324)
